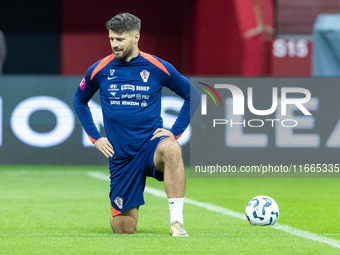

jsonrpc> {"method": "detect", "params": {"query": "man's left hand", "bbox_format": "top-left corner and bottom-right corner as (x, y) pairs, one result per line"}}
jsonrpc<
(151, 128), (175, 140)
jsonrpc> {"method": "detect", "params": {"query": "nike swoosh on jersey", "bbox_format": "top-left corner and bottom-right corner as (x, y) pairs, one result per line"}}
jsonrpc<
(107, 76), (117, 80)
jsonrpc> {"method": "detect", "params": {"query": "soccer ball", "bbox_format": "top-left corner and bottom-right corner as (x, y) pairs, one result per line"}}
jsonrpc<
(245, 195), (279, 226)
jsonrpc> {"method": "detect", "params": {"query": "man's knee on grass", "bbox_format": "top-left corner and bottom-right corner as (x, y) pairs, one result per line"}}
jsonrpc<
(110, 207), (138, 234)
(111, 217), (136, 234)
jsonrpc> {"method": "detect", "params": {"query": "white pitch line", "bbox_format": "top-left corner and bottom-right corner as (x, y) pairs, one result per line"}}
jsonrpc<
(1, 170), (86, 176)
(87, 171), (110, 181)
(272, 224), (340, 249)
(0, 233), (303, 237)
(87, 171), (340, 249)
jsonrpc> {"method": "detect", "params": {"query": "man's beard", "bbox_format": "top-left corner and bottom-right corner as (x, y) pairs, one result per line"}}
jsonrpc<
(113, 41), (134, 61)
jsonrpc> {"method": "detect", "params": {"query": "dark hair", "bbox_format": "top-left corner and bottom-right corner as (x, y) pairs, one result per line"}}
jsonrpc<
(106, 13), (141, 33)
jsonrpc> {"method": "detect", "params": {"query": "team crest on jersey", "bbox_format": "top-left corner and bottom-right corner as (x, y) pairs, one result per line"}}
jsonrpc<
(140, 70), (150, 83)
(114, 197), (123, 209)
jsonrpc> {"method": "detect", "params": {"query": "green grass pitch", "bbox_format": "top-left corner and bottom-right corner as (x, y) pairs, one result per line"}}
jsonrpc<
(1, 165), (340, 254)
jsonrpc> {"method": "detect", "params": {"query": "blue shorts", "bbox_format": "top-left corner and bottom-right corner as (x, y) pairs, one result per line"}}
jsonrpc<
(109, 136), (168, 216)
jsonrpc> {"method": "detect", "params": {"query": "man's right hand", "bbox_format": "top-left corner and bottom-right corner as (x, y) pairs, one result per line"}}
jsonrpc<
(94, 137), (114, 158)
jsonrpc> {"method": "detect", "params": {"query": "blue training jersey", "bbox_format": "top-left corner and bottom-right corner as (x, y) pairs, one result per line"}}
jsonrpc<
(73, 50), (200, 163)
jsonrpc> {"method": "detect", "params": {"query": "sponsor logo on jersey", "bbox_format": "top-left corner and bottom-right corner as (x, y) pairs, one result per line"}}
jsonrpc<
(107, 69), (117, 80)
(121, 84), (135, 91)
(140, 70), (150, 82)
(121, 94), (136, 99)
(79, 77), (86, 91)
(136, 86), (150, 91)
(136, 94), (141, 100)
(110, 100), (120, 105)
(114, 197), (123, 209)
(141, 101), (148, 107)
(122, 101), (139, 106)
(142, 95), (149, 100)
(108, 84), (119, 91)
(109, 92), (119, 99)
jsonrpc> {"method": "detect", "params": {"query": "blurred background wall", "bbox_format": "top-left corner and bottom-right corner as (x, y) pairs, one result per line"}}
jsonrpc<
(1, 0), (340, 165)
(1, 0), (340, 77)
